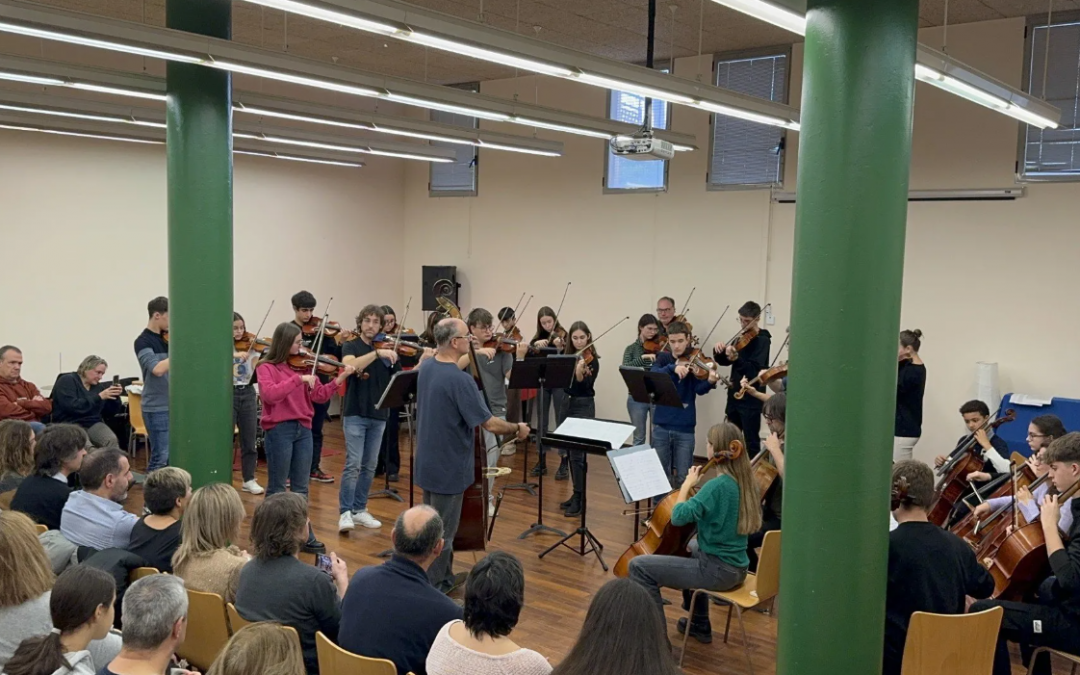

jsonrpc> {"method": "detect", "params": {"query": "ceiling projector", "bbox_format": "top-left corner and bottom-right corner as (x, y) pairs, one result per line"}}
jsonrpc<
(610, 132), (675, 161)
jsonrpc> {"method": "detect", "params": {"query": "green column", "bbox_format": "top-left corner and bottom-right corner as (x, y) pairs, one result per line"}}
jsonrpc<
(165, 0), (233, 488)
(777, 0), (919, 673)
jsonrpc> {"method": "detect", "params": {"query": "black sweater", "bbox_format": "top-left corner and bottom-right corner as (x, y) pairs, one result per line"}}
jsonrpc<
(714, 329), (771, 408)
(1045, 500), (1080, 616)
(10, 475), (73, 530)
(567, 356), (599, 398)
(50, 372), (107, 427)
(895, 361), (926, 437)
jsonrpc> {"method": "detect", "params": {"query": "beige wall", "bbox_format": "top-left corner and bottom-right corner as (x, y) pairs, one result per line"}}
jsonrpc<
(0, 129), (406, 387)
(402, 17), (1080, 464)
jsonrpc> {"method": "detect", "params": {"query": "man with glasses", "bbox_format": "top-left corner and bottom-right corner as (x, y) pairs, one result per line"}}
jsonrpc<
(655, 296), (677, 335)
(414, 317), (529, 594)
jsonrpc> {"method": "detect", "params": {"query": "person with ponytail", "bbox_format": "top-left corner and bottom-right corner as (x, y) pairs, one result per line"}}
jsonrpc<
(627, 422), (762, 643)
(894, 329), (926, 461)
(4, 565), (117, 675)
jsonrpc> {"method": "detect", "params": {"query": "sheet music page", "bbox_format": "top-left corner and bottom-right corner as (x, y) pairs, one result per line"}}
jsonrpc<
(1008, 393), (1053, 407)
(611, 447), (673, 502)
(555, 418), (635, 449)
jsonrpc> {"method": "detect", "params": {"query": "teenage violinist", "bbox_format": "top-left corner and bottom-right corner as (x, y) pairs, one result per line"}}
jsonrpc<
(374, 305), (420, 482)
(291, 290), (339, 485)
(561, 321), (600, 517)
(713, 302), (771, 457)
(232, 312), (263, 495)
(651, 321), (719, 490)
(497, 306), (524, 452)
(529, 306), (568, 477)
(623, 313), (660, 447)
(748, 393), (786, 573)
(894, 329), (926, 461)
(971, 432), (1080, 675)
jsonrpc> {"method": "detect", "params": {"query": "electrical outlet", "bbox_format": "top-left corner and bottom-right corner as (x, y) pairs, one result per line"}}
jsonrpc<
(765, 306), (775, 325)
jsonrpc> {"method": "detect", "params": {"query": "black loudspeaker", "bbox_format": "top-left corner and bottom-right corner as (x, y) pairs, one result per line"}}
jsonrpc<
(422, 265), (459, 311)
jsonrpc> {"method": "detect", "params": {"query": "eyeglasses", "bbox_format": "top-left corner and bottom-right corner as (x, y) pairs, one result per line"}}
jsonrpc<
(656, 307), (675, 313)
(1028, 433), (1048, 439)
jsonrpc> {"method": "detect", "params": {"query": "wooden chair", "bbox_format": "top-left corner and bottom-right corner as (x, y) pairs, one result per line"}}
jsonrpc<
(679, 530), (782, 675)
(129, 567), (160, 583)
(900, 607), (1002, 675)
(127, 390), (149, 461)
(316, 631), (398, 675)
(226, 602), (250, 633)
(0, 489), (15, 510)
(176, 590), (231, 671)
(1027, 647), (1080, 675)
(35, 524), (48, 535)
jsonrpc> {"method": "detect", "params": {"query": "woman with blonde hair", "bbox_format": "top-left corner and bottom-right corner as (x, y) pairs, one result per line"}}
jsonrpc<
(0, 419), (35, 493)
(50, 355), (123, 450)
(171, 482), (249, 603)
(627, 421), (762, 644)
(206, 623), (306, 675)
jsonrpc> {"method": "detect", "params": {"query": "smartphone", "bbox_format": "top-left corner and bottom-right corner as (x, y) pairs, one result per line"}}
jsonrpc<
(315, 553), (333, 575)
(112, 375), (121, 388)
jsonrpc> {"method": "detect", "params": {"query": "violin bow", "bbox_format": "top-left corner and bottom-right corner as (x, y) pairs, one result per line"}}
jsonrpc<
(549, 282), (571, 347)
(252, 300), (275, 344)
(513, 295), (533, 336)
(659, 304), (727, 358)
(677, 287), (696, 319)
(740, 331), (791, 392)
(498, 293), (526, 337)
(310, 297), (335, 378)
(574, 316), (631, 356)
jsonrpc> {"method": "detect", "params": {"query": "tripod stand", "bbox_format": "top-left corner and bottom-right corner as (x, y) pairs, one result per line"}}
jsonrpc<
(539, 433), (614, 569)
(373, 370), (419, 558)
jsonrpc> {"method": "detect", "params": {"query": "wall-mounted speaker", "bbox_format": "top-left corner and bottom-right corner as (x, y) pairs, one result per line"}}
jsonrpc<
(422, 265), (459, 311)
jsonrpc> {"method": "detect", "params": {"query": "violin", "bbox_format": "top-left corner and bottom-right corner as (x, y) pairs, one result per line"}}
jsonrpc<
(734, 362), (788, 400)
(729, 324), (761, 352)
(677, 348), (718, 380)
(374, 336), (420, 358)
(289, 346), (352, 377)
(301, 316), (355, 344)
(485, 327), (523, 354)
(161, 329), (169, 344)
(642, 336), (667, 354)
(234, 331), (258, 352)
(927, 409), (1016, 527)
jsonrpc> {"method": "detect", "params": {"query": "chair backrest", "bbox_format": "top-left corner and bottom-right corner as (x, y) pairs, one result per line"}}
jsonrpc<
(35, 523), (48, 535)
(130, 567), (160, 582)
(176, 589), (231, 671)
(755, 529), (782, 602)
(128, 392), (146, 433)
(226, 602), (251, 633)
(316, 631), (397, 675)
(0, 489), (15, 510)
(900, 607), (1003, 675)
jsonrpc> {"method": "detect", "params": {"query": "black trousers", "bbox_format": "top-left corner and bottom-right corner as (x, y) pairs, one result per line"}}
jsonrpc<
(376, 409), (401, 476)
(309, 398), (331, 473)
(726, 398), (763, 457)
(565, 396), (595, 497)
(972, 579), (1080, 675)
(747, 514), (782, 573)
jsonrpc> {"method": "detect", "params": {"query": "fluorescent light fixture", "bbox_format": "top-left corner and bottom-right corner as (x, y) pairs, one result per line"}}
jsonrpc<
(0, 20), (204, 64)
(707, 0), (806, 35)
(68, 82), (166, 101)
(235, 103), (373, 132)
(385, 93), (512, 121)
(575, 73), (696, 105)
(235, 149), (363, 167)
(694, 100), (800, 130)
(512, 117), (610, 139)
(369, 124), (472, 144)
(477, 141), (561, 156)
(913, 57), (1060, 130)
(0, 122), (162, 144)
(211, 61), (384, 99)
(671, 143), (696, 152)
(241, 0), (399, 35)
(404, 31), (575, 77)
(0, 102), (165, 128)
(914, 64), (1007, 110)
(365, 148), (456, 161)
(237, 131), (454, 162)
(0, 70), (63, 85)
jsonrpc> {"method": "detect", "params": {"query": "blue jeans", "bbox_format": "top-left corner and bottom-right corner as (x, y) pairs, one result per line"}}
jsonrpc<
(653, 424), (695, 489)
(143, 410), (170, 471)
(264, 421), (312, 498)
(626, 395), (651, 446)
(339, 416), (386, 514)
(28, 421), (45, 436)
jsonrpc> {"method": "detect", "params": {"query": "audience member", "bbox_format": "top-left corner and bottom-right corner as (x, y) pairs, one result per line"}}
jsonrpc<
(127, 467), (191, 572)
(234, 493), (347, 674)
(426, 551), (550, 675)
(549, 578), (681, 675)
(339, 506), (463, 675)
(206, 623), (306, 675)
(98, 575), (190, 675)
(10, 425), (88, 530)
(171, 482), (250, 603)
(60, 449), (137, 550)
(49, 357), (123, 451)
(0, 419), (35, 493)
(0, 346), (52, 434)
(4, 565), (117, 675)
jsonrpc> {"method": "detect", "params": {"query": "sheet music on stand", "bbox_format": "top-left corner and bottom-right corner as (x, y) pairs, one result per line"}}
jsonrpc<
(607, 445), (673, 504)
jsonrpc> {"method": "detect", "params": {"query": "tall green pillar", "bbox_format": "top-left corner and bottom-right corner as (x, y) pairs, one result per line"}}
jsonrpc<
(777, 1), (919, 673)
(165, 0), (233, 488)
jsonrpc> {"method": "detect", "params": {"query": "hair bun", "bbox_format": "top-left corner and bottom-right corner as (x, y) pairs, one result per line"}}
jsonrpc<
(912, 329), (923, 338)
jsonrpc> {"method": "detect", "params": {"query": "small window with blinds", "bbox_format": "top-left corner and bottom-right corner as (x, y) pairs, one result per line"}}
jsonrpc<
(430, 83), (479, 197)
(1019, 15), (1080, 181)
(603, 89), (670, 192)
(708, 48), (790, 190)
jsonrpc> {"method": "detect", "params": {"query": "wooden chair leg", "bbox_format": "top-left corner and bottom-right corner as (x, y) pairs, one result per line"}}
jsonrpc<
(724, 602), (734, 643)
(1027, 647), (1048, 675)
(735, 606), (755, 675)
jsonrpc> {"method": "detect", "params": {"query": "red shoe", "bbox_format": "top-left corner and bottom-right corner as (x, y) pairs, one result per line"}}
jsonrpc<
(310, 469), (334, 483)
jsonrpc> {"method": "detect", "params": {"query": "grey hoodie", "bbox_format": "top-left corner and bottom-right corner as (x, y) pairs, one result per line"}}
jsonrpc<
(50, 649), (98, 675)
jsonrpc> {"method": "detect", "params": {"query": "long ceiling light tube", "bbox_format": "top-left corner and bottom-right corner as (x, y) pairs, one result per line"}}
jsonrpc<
(0, 2), (700, 147)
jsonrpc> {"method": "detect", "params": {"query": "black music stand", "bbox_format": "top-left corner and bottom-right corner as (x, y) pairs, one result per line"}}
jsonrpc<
(372, 369), (419, 557)
(620, 366), (684, 539)
(509, 355), (576, 540)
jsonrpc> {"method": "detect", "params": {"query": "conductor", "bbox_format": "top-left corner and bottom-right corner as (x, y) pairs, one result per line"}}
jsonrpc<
(416, 317), (530, 593)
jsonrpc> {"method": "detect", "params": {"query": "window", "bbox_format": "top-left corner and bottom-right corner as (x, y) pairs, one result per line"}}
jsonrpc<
(1019, 15), (1080, 180)
(604, 90), (670, 192)
(430, 83), (479, 196)
(709, 48), (790, 189)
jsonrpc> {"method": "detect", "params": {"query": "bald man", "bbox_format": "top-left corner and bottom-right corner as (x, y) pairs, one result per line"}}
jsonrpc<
(339, 505), (463, 675)
(414, 318), (528, 593)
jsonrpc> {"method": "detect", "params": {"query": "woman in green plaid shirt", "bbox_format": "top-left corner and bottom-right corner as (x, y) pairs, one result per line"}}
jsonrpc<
(623, 313), (660, 446)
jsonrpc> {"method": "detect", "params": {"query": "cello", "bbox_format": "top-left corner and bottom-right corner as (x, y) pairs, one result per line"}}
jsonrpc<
(927, 409), (1016, 526)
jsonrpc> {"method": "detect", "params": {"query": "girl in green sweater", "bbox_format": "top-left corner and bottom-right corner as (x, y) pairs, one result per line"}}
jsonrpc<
(627, 422), (763, 643)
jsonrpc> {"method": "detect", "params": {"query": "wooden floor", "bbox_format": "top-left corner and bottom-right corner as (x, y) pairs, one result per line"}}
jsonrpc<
(124, 419), (1046, 675)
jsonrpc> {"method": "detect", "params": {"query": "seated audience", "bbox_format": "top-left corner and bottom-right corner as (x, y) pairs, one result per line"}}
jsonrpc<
(11, 425), (88, 530)
(426, 551), (550, 675)
(4, 565), (117, 675)
(234, 493), (348, 675)
(98, 574), (189, 675)
(206, 623), (306, 675)
(127, 467), (191, 572)
(0, 511), (120, 668)
(0, 419), (35, 493)
(550, 578), (681, 675)
(50, 357), (123, 451)
(884, 460), (993, 675)
(0, 346), (52, 435)
(339, 505), (463, 675)
(171, 482), (249, 603)
(60, 449), (137, 550)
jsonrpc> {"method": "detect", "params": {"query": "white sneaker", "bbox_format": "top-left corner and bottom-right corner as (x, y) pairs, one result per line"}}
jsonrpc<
(352, 510), (382, 529)
(242, 479), (264, 495)
(338, 511), (355, 532)
(500, 442), (517, 457)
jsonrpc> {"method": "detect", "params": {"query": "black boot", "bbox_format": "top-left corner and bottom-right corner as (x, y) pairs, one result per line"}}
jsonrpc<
(676, 617), (713, 644)
(563, 493), (582, 517)
(560, 496), (573, 509)
(530, 461), (548, 476)
(554, 456), (569, 481)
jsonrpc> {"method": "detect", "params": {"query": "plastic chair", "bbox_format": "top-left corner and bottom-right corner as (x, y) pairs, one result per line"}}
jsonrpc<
(127, 390), (149, 461)
(1027, 647), (1080, 675)
(900, 607), (1003, 675)
(679, 530), (782, 674)
(316, 631), (398, 675)
(129, 567), (160, 582)
(176, 590), (231, 670)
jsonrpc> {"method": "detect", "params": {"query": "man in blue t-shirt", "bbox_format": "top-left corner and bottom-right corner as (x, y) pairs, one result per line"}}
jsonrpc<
(133, 296), (170, 471)
(415, 317), (528, 593)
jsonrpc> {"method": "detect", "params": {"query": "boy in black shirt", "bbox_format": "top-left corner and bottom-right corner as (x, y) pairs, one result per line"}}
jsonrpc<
(291, 290), (341, 484)
(934, 399), (1013, 526)
(885, 460), (993, 675)
(713, 301), (770, 457)
(971, 432), (1080, 675)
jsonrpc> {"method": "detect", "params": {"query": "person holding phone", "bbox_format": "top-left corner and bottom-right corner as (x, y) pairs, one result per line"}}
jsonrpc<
(50, 355), (123, 450)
